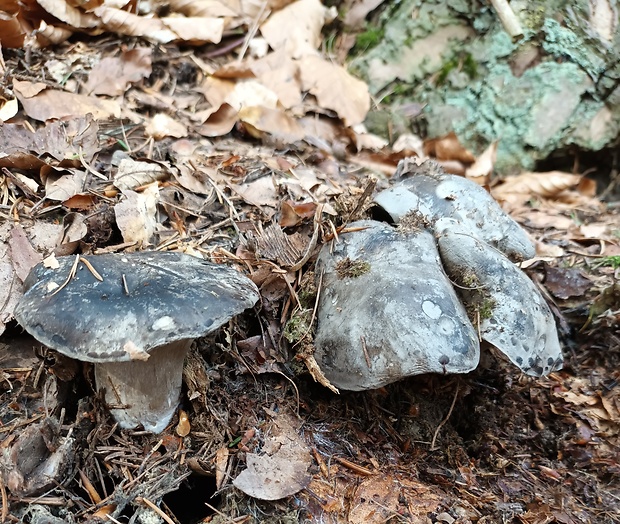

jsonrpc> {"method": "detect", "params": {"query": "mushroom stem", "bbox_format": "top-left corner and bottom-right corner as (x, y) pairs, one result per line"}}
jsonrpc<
(94, 339), (192, 433)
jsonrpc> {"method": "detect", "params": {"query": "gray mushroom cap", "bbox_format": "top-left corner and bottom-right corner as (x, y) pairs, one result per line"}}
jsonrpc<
(374, 159), (535, 262)
(15, 252), (260, 363)
(314, 220), (480, 391)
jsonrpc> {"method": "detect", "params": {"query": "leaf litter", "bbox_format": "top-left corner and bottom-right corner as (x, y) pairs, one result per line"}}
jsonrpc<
(0, 2), (619, 523)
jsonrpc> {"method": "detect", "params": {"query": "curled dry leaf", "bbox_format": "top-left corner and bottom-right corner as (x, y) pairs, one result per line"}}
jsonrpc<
(299, 55), (370, 126)
(114, 185), (160, 246)
(13, 80), (121, 121)
(260, 0), (334, 58)
(493, 171), (584, 200)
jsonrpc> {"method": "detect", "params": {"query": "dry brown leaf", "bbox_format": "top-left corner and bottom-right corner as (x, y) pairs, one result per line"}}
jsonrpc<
(13, 80), (121, 121)
(349, 476), (444, 524)
(493, 171), (583, 200)
(9, 224), (42, 282)
(114, 158), (170, 191)
(145, 113), (188, 139)
(299, 55), (370, 126)
(215, 446), (229, 490)
(232, 175), (279, 210)
(85, 48), (152, 96)
(92, 6), (224, 44)
(36, 0), (98, 28)
(43, 168), (87, 202)
(114, 185), (159, 246)
(0, 96), (18, 122)
(196, 103), (238, 137)
(260, 0), (334, 58)
(466, 141), (497, 184)
(424, 131), (476, 163)
(160, 15), (224, 44)
(0, 13), (30, 49)
(233, 413), (312, 501)
(239, 105), (305, 142)
(168, 0), (239, 19)
(251, 50), (302, 109)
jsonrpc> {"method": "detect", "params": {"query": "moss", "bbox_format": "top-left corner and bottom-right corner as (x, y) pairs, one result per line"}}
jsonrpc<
(437, 52), (478, 86)
(335, 257), (371, 279)
(353, 24), (385, 54)
(283, 308), (313, 344)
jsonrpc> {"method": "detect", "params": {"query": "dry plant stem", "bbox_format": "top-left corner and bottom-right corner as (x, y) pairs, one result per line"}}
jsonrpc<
(95, 340), (192, 433)
(430, 383), (459, 451)
(490, 0), (523, 38)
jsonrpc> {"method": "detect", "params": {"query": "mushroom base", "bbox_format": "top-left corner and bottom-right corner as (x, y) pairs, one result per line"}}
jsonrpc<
(95, 339), (192, 433)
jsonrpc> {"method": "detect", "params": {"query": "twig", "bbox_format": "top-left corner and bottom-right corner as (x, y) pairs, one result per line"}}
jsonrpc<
(430, 383), (459, 451)
(79, 257), (103, 281)
(50, 254), (80, 297)
(138, 497), (176, 524)
(490, 0), (523, 38)
(0, 475), (8, 523)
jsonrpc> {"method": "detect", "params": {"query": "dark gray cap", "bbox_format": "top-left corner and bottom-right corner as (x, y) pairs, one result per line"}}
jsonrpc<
(15, 252), (260, 363)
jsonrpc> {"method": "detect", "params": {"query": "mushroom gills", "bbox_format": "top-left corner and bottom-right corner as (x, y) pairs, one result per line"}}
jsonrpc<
(314, 220), (480, 391)
(437, 229), (563, 376)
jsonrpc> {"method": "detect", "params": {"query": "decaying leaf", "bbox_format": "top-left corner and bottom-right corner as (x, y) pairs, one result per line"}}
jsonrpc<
(233, 413), (312, 501)
(85, 48), (152, 96)
(114, 184), (160, 246)
(299, 54), (370, 126)
(13, 80), (121, 121)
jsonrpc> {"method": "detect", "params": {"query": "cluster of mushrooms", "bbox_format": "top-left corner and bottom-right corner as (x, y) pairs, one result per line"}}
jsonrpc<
(314, 159), (563, 391)
(13, 158), (562, 434)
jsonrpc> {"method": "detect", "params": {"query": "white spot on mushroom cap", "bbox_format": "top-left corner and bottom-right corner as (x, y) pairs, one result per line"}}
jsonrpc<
(152, 316), (176, 331)
(422, 300), (442, 319)
(46, 281), (60, 293)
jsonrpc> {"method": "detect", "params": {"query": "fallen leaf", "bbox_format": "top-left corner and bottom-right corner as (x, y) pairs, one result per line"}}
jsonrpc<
(13, 80), (121, 121)
(145, 113), (188, 139)
(9, 224), (42, 282)
(233, 413), (312, 500)
(466, 141), (498, 184)
(299, 54), (370, 126)
(114, 184), (160, 246)
(425, 132), (475, 163)
(544, 266), (592, 300)
(260, 0), (334, 58)
(114, 158), (170, 191)
(85, 48), (152, 96)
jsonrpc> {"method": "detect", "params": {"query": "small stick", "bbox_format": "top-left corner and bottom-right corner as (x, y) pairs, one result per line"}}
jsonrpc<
(0, 475), (8, 523)
(50, 254), (80, 296)
(334, 456), (374, 476)
(490, 0), (523, 38)
(79, 257), (103, 281)
(360, 336), (371, 368)
(430, 383), (459, 451)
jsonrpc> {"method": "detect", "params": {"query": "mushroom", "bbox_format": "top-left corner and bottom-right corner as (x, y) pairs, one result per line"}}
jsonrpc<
(14, 252), (259, 433)
(314, 220), (480, 390)
(437, 227), (563, 376)
(374, 158), (535, 261)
